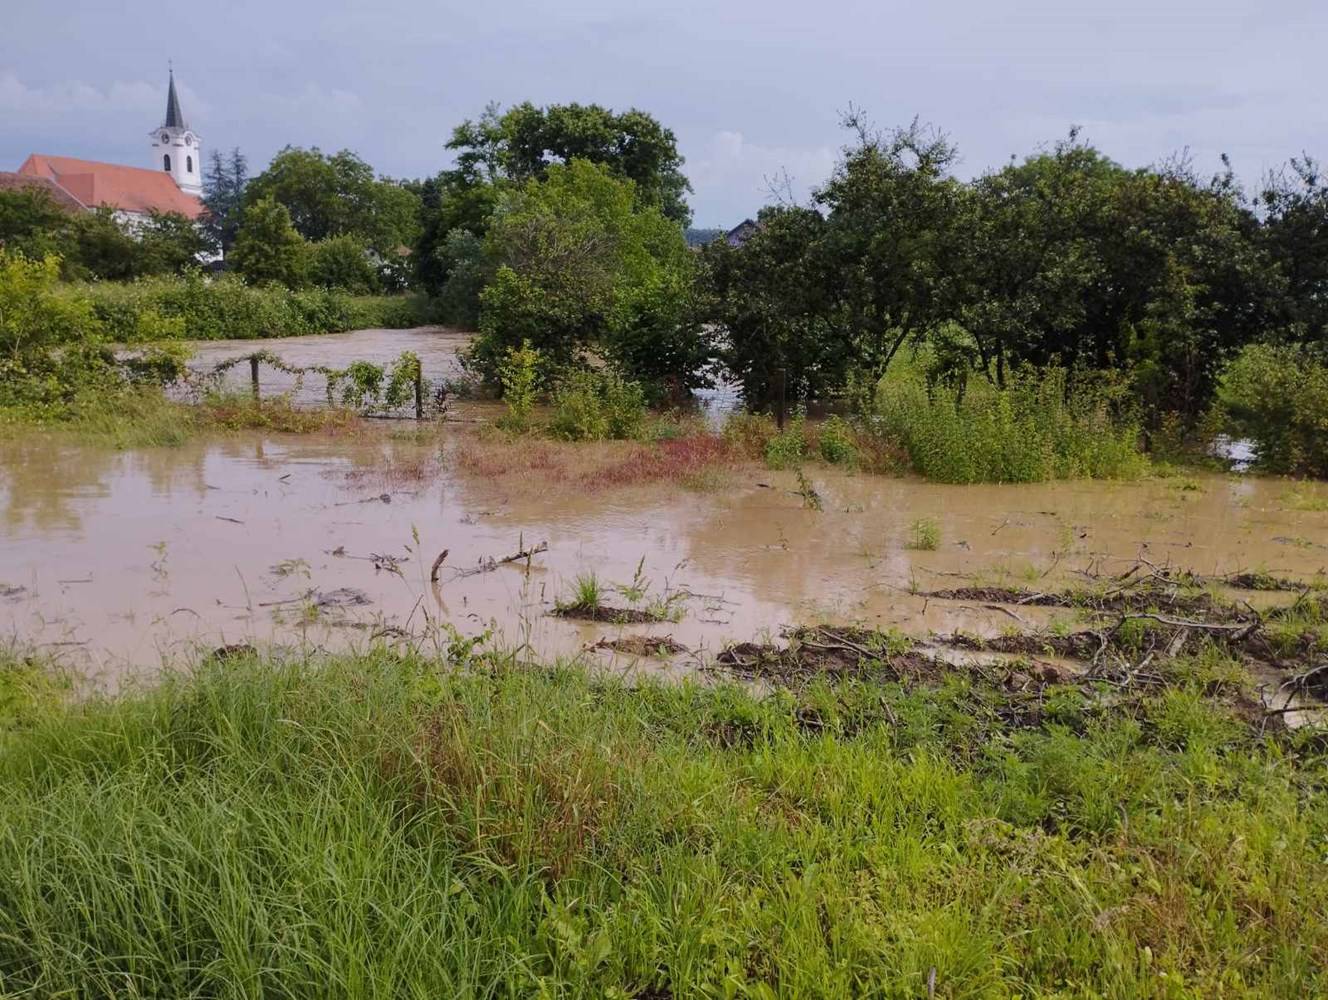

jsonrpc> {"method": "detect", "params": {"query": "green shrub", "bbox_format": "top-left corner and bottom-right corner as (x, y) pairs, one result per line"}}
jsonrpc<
(763, 414), (808, 470)
(817, 414), (858, 467)
(305, 235), (380, 294)
(497, 340), (542, 432)
(906, 517), (941, 551)
(871, 357), (1147, 483)
(722, 411), (778, 458)
(1217, 343), (1328, 477)
(53, 273), (424, 342)
(548, 368), (647, 441)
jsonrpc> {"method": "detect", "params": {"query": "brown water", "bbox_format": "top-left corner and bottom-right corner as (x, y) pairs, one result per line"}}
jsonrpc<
(182, 327), (471, 408)
(2, 424), (1326, 686)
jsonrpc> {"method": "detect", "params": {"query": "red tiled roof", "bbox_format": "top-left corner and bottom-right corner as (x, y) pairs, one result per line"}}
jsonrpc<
(17, 154), (204, 219)
(0, 171), (87, 213)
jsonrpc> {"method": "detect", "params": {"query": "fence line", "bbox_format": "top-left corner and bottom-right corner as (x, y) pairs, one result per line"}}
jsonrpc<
(202, 349), (428, 419)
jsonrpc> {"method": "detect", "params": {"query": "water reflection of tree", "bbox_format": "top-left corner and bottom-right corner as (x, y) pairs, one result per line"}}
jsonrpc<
(0, 436), (214, 536)
(0, 437), (120, 534)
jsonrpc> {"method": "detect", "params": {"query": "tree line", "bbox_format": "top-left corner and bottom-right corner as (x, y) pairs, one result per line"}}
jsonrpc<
(2, 101), (1326, 445)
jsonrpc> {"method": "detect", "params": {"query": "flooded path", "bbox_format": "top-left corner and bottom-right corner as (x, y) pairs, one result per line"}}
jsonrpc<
(2, 422), (1326, 685)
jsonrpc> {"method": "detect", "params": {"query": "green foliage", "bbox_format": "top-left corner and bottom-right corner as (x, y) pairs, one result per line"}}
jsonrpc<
(1217, 343), (1328, 477)
(447, 101), (692, 225)
(243, 146), (422, 255)
(763, 414), (807, 470)
(202, 147), (248, 254)
(906, 517), (941, 551)
(817, 414), (858, 466)
(136, 211), (215, 276)
(0, 187), (75, 260)
(701, 119), (1326, 431)
(470, 160), (702, 394)
(0, 251), (190, 421)
(548, 368), (647, 441)
(230, 196), (307, 287)
(0, 192), (213, 280)
(496, 340), (541, 432)
(431, 228), (489, 327)
(1, 650), (1326, 996)
(305, 234), (380, 293)
(871, 355), (1147, 483)
(0, 253), (96, 357)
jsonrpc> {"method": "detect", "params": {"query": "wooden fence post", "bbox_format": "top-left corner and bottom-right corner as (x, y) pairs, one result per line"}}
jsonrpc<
(250, 356), (260, 401)
(776, 368), (787, 430)
(414, 369), (424, 420)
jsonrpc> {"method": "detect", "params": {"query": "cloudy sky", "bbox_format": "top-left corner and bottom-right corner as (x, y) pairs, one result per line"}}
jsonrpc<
(2, 0), (1323, 224)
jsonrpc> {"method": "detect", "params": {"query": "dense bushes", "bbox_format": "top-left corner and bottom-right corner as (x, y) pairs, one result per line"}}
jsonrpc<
(0, 253), (188, 421)
(1217, 344), (1328, 477)
(870, 358), (1146, 483)
(548, 368), (647, 441)
(65, 273), (427, 342)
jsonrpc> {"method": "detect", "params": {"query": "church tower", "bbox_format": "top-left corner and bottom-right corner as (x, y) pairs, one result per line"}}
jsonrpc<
(149, 69), (203, 197)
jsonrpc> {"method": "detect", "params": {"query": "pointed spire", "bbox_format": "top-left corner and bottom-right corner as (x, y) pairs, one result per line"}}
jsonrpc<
(164, 66), (186, 129)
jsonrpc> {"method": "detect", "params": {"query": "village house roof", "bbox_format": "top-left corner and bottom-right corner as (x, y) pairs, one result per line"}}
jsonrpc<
(0, 171), (87, 213)
(16, 153), (204, 219)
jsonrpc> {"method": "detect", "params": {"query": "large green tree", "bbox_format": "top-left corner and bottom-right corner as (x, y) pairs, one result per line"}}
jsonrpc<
(1259, 156), (1328, 347)
(472, 159), (703, 394)
(244, 147), (421, 256)
(415, 102), (694, 312)
(230, 196), (306, 287)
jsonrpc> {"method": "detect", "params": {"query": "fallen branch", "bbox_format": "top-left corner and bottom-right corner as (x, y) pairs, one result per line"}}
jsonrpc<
(453, 540), (549, 579)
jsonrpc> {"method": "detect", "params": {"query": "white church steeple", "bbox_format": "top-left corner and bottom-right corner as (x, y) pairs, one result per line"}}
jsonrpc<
(149, 67), (202, 197)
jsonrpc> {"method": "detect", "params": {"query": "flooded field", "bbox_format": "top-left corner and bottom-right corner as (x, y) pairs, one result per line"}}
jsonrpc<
(3, 418), (1326, 689)
(182, 326), (471, 407)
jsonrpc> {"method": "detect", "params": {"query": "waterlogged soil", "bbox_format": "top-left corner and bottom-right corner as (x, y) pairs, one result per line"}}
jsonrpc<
(2, 421), (1327, 692)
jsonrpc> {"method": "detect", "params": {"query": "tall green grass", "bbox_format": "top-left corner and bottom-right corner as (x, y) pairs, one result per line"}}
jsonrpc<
(872, 360), (1148, 483)
(1, 648), (1324, 996)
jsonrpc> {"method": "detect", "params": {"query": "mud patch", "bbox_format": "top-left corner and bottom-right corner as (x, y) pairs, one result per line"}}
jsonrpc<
(592, 635), (690, 657)
(554, 604), (668, 625)
(924, 583), (1239, 620)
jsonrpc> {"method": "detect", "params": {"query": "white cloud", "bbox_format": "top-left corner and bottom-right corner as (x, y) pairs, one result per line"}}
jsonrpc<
(0, 71), (208, 119)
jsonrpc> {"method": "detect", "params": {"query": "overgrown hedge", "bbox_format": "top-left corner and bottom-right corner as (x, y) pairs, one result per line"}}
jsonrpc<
(57, 274), (434, 343)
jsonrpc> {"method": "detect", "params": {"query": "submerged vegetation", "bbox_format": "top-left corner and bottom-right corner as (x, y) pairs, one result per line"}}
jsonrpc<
(2, 636), (1327, 996)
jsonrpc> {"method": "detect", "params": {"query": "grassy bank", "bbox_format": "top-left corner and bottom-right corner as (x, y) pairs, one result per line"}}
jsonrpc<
(1, 643), (1324, 997)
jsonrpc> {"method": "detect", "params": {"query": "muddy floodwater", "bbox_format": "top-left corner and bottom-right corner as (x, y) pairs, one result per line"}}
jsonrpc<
(182, 326), (471, 407)
(2, 421), (1327, 684)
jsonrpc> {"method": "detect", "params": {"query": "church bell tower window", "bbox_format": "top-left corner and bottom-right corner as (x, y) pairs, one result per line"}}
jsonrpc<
(163, 154), (171, 172)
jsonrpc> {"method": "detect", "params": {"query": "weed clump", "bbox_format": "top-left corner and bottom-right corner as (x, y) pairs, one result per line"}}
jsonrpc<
(548, 369), (647, 442)
(906, 517), (941, 551)
(869, 357), (1147, 483)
